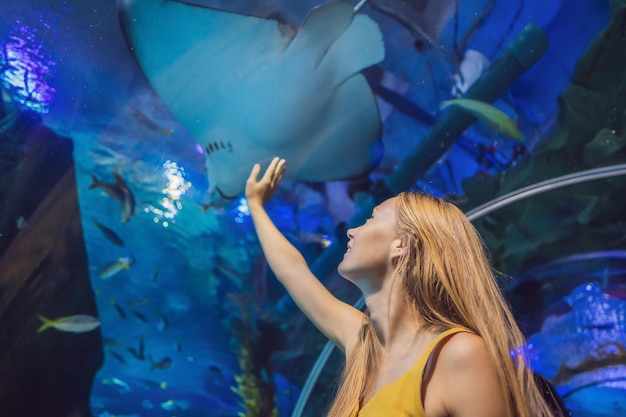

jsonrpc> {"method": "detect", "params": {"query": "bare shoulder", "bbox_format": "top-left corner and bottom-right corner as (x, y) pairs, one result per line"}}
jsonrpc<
(432, 332), (506, 416)
(438, 331), (491, 368)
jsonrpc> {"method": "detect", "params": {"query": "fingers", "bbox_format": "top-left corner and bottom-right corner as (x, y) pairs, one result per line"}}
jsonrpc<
(271, 158), (286, 186)
(247, 163), (261, 183)
(276, 159), (286, 178)
(249, 157), (286, 187)
(246, 158), (285, 206)
(259, 157), (285, 183)
(261, 157), (280, 183)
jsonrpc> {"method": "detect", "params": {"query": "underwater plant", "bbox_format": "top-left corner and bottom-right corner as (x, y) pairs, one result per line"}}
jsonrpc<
(225, 287), (287, 416)
(231, 346), (279, 417)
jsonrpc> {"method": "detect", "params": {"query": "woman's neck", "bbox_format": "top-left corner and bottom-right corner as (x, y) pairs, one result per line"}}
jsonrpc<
(364, 278), (423, 355)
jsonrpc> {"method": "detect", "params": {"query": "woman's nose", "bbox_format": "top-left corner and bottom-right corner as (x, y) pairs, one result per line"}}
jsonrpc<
(347, 227), (355, 239)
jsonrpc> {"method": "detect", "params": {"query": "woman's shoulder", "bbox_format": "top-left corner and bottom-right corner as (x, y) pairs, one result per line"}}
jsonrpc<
(435, 331), (493, 373)
(428, 331), (506, 415)
(438, 331), (488, 364)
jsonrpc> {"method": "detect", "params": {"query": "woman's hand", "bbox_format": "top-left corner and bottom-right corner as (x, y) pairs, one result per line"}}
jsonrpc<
(245, 157), (286, 209)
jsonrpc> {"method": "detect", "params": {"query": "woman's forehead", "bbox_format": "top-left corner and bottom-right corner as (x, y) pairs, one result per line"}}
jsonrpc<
(374, 197), (397, 213)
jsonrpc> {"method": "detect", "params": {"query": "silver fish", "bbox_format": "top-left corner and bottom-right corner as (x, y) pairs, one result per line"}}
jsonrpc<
(93, 220), (125, 247)
(89, 170), (136, 223)
(98, 256), (136, 279)
(37, 314), (101, 333)
(129, 106), (174, 138)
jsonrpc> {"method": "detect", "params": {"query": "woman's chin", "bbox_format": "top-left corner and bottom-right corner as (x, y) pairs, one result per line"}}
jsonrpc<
(337, 262), (351, 279)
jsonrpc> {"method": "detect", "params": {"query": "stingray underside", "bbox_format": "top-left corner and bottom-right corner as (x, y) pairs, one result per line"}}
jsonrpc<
(118, 0), (386, 197)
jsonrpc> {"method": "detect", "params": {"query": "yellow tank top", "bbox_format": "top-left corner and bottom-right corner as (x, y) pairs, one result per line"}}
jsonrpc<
(351, 327), (472, 417)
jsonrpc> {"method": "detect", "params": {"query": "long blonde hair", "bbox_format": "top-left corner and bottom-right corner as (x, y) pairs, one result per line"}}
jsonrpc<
(326, 192), (555, 417)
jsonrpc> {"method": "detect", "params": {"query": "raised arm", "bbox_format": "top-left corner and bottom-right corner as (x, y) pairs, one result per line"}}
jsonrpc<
(245, 157), (364, 351)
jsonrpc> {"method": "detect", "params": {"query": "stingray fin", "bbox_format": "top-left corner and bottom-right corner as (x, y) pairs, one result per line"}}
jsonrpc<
(118, 0), (288, 137)
(285, 1), (354, 58)
(320, 13), (385, 88)
(291, 73), (383, 181)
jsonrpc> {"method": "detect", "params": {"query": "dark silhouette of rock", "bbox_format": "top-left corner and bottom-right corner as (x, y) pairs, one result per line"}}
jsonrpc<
(0, 109), (103, 417)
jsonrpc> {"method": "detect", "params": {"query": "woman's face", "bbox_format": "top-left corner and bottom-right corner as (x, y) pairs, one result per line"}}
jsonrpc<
(338, 197), (400, 283)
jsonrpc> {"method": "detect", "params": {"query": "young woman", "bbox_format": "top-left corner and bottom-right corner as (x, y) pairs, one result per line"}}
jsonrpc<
(245, 157), (557, 417)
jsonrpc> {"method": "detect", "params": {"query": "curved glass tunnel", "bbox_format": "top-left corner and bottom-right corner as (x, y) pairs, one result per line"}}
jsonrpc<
(0, 1), (624, 417)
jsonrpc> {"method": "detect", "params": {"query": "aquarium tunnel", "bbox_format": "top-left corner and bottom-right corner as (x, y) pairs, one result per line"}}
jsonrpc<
(0, 0), (625, 416)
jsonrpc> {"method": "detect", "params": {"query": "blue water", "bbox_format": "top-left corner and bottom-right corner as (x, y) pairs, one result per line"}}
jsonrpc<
(0, 0), (619, 416)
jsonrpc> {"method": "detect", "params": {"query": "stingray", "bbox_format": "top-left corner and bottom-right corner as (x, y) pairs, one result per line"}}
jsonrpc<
(118, 0), (385, 205)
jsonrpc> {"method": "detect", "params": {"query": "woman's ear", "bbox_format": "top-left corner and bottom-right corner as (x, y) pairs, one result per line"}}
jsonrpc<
(390, 238), (406, 259)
